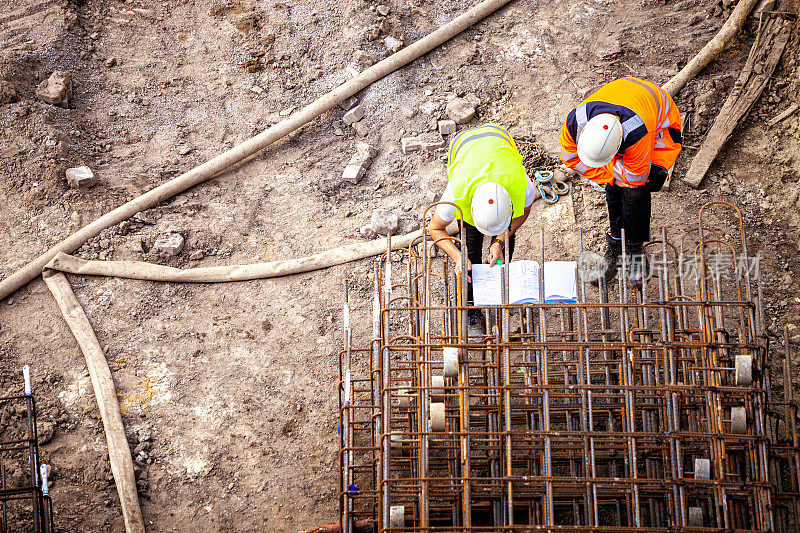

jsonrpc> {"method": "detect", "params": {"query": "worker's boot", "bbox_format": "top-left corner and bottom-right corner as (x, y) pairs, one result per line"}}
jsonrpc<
(467, 308), (485, 337)
(627, 242), (649, 287)
(601, 234), (623, 283)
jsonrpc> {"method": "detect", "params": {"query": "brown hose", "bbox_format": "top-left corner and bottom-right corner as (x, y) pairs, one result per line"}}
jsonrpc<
(0, 0), (515, 301)
(43, 270), (144, 533)
(44, 230), (423, 282)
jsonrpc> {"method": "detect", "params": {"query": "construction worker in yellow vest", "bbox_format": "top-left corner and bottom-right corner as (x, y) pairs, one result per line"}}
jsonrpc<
(429, 123), (536, 335)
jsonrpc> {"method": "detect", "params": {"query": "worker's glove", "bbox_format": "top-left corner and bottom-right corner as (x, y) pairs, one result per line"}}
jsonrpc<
(644, 165), (668, 192)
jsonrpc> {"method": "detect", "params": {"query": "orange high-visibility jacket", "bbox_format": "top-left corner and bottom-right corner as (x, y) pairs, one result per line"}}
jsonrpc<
(559, 77), (682, 186)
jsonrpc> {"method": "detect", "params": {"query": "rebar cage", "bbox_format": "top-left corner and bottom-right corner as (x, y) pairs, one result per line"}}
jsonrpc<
(0, 367), (54, 533)
(338, 202), (800, 532)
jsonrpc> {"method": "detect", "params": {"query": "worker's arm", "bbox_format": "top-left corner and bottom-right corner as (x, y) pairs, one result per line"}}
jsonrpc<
(559, 122), (614, 184)
(487, 204), (531, 265)
(428, 212), (471, 276)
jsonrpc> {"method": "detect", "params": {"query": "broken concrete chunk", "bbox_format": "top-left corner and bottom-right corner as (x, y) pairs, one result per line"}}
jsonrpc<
(376, 4), (390, 16)
(0, 81), (17, 105)
(36, 71), (73, 107)
(370, 208), (399, 235)
(445, 94), (479, 124)
(348, 151), (372, 169)
(384, 36), (403, 53)
(401, 132), (446, 154)
(438, 120), (456, 135)
(65, 166), (96, 188)
(339, 96), (358, 111)
(402, 137), (423, 154)
(342, 164), (366, 184)
(154, 232), (185, 256)
(343, 105), (364, 125)
(355, 141), (378, 160)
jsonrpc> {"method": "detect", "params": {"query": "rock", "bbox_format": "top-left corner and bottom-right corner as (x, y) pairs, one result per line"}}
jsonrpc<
(397, 216), (420, 234)
(359, 225), (376, 240)
(438, 120), (456, 135)
(376, 4), (390, 16)
(343, 105), (364, 125)
(188, 250), (204, 261)
(104, 57), (117, 67)
(445, 94), (479, 124)
(0, 81), (17, 105)
(35, 71), (73, 107)
(65, 166), (97, 188)
(399, 106), (415, 119)
(354, 50), (376, 66)
(419, 101), (439, 116)
(339, 96), (358, 111)
(70, 211), (81, 229)
(370, 208), (399, 235)
(38, 421), (55, 445)
(352, 121), (369, 137)
(401, 132), (446, 154)
(154, 232), (185, 256)
(384, 36), (403, 53)
(342, 165), (366, 184)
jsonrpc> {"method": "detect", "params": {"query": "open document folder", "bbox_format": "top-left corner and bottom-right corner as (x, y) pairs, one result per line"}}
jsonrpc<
(471, 260), (577, 305)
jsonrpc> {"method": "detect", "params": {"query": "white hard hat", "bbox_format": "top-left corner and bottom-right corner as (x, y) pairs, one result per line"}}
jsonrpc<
(471, 182), (512, 236)
(577, 113), (623, 168)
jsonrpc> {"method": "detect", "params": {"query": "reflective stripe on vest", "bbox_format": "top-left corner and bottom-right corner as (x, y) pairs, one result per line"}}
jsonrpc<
(447, 123), (527, 227)
(449, 123), (514, 163)
(575, 101), (645, 143)
(574, 78), (667, 145)
(560, 148), (578, 161)
(622, 166), (649, 184)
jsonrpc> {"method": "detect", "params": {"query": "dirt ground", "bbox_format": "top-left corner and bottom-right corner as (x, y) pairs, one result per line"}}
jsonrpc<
(0, 0), (798, 531)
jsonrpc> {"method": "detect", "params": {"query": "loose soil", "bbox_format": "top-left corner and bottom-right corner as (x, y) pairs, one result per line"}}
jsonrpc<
(0, 0), (798, 531)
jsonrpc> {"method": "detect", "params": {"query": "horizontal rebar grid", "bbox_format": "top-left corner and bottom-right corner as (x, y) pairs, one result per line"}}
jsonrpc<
(339, 202), (800, 532)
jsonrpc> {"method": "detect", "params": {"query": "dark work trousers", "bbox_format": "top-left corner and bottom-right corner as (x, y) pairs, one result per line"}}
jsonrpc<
(605, 183), (651, 245)
(457, 221), (516, 304)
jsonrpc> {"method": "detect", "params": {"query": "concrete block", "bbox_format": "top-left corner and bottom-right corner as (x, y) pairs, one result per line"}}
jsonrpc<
(348, 151), (372, 169)
(343, 105), (364, 125)
(402, 132), (445, 154)
(356, 141), (378, 160)
(342, 164), (366, 184)
(438, 120), (456, 135)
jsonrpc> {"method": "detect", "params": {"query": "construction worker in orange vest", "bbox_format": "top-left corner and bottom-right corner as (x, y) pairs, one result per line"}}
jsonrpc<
(560, 77), (682, 285)
(429, 123), (535, 335)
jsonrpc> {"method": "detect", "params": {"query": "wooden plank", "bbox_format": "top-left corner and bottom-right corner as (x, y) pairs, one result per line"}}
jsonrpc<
(43, 271), (145, 533)
(767, 103), (799, 126)
(683, 17), (791, 188)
